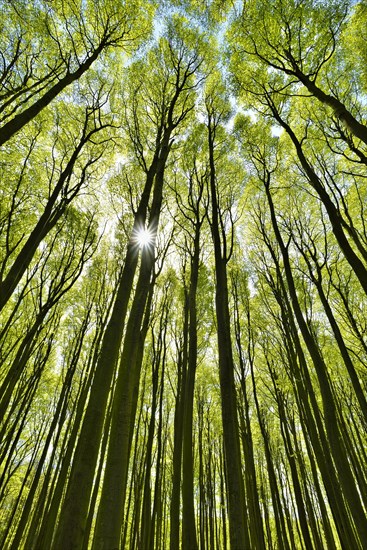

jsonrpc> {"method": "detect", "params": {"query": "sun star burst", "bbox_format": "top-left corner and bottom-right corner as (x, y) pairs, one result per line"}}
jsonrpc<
(135, 227), (153, 248)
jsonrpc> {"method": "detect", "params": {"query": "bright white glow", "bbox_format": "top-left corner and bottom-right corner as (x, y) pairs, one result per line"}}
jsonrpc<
(135, 227), (153, 248)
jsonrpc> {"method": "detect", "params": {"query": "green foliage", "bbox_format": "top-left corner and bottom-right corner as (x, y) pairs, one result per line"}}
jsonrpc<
(1, 2), (367, 549)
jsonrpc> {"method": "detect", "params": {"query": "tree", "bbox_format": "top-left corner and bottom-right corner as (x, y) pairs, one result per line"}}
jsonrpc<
(204, 80), (249, 549)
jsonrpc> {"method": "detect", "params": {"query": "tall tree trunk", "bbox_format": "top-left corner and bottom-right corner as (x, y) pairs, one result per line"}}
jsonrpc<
(182, 227), (201, 550)
(207, 107), (249, 549)
(267, 102), (367, 296)
(285, 56), (367, 146)
(169, 331), (185, 550)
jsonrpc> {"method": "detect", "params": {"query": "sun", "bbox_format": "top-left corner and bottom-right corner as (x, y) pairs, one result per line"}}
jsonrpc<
(134, 227), (154, 248)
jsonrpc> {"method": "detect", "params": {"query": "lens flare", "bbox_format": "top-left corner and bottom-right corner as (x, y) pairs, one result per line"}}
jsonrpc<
(135, 227), (153, 248)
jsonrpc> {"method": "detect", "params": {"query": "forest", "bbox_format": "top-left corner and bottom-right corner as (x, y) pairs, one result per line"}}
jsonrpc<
(1, 0), (367, 548)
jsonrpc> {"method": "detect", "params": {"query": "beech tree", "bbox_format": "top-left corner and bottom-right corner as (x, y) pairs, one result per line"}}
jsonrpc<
(1, 1), (367, 549)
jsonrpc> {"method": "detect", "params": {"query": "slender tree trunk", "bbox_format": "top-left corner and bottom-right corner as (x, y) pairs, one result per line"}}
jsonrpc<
(141, 323), (163, 550)
(0, 132), (93, 312)
(302, 253), (367, 425)
(0, 42), (105, 146)
(287, 60), (367, 146)
(169, 333), (185, 550)
(267, 106), (367, 296)
(232, 275), (266, 549)
(207, 109), (249, 549)
(182, 229), (201, 550)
